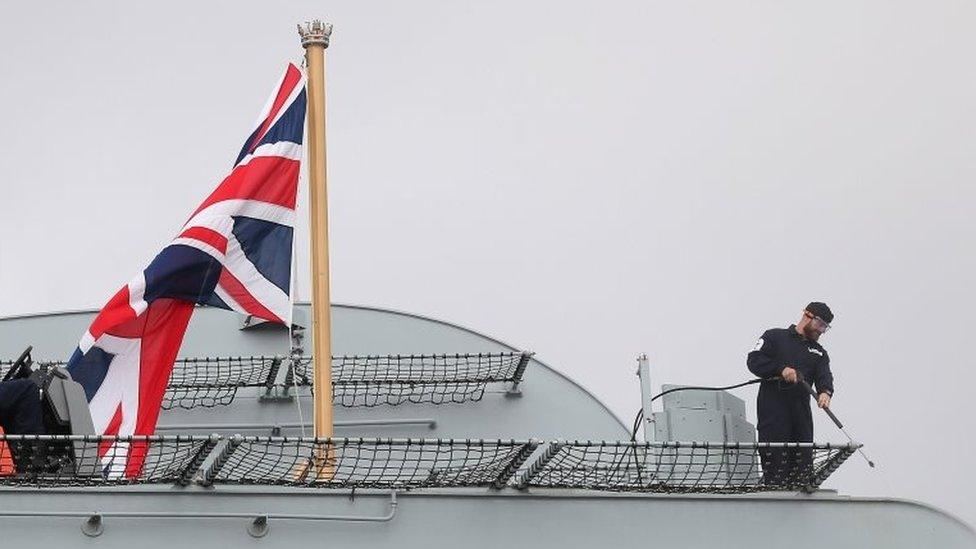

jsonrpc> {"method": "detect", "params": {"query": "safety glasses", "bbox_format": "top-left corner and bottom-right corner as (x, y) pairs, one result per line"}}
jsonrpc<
(804, 311), (831, 332)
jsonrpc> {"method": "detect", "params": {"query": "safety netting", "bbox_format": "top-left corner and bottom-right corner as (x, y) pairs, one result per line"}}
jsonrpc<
(0, 436), (858, 492)
(0, 435), (216, 487)
(293, 352), (531, 407)
(0, 360), (61, 381)
(2, 352), (532, 410)
(165, 356), (282, 409)
(0, 435), (537, 490)
(204, 437), (539, 489)
(515, 441), (859, 493)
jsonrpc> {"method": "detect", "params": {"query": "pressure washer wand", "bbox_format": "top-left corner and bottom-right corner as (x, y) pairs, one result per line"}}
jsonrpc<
(797, 377), (876, 468)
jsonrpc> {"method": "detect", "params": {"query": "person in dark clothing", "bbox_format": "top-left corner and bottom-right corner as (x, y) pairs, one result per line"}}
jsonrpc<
(0, 378), (44, 435)
(747, 302), (835, 485)
(0, 377), (45, 472)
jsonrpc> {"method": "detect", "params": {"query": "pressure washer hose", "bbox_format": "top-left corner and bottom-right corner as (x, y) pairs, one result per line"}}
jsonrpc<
(629, 379), (762, 441)
(631, 375), (877, 468)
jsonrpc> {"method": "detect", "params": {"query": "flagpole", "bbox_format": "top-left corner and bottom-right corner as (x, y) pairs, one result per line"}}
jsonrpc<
(298, 20), (334, 446)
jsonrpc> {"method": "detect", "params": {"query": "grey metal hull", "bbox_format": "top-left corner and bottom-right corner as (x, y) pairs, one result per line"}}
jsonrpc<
(0, 486), (973, 548)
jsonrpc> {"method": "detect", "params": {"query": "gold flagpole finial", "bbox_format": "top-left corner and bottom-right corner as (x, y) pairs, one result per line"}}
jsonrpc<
(298, 20), (333, 48)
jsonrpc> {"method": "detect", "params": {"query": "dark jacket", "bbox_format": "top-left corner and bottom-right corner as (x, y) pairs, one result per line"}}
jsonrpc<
(747, 325), (834, 399)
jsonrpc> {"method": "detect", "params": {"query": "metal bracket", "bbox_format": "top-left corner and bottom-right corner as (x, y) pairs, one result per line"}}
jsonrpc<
(258, 386), (296, 402)
(195, 436), (243, 487)
(178, 436), (221, 486)
(514, 441), (565, 489)
(260, 356), (297, 402)
(492, 440), (540, 489)
(506, 351), (533, 397)
(262, 357), (283, 395)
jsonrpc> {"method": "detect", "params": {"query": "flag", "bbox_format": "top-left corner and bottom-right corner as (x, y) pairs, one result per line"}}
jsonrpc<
(66, 63), (307, 477)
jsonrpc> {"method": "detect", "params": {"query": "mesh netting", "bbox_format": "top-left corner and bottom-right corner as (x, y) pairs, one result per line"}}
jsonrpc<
(207, 437), (538, 489)
(165, 356), (281, 409)
(1, 357), (283, 411)
(292, 353), (530, 407)
(0, 436), (858, 492)
(3, 352), (530, 410)
(0, 360), (60, 382)
(516, 441), (858, 493)
(0, 435), (215, 487)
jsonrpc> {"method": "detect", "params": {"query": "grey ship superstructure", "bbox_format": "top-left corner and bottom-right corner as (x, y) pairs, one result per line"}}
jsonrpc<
(0, 303), (972, 547)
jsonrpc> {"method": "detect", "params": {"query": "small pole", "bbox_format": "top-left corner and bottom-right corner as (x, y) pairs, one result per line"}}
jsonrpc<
(636, 353), (655, 441)
(298, 19), (335, 476)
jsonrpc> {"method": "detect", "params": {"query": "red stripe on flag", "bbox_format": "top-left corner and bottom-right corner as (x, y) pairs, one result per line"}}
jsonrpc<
(126, 299), (195, 478)
(244, 64), (303, 156)
(189, 156), (300, 219)
(98, 405), (123, 459)
(179, 226), (228, 254)
(218, 269), (283, 324)
(104, 306), (150, 339)
(88, 286), (137, 341)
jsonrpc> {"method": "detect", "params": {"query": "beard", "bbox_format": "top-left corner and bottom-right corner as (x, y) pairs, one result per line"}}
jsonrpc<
(802, 324), (821, 341)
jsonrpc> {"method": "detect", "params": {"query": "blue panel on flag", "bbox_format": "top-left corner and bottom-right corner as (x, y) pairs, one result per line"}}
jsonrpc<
(205, 292), (231, 311)
(235, 89), (307, 165)
(253, 90), (307, 150)
(235, 126), (263, 166)
(232, 216), (292, 294)
(66, 347), (115, 401)
(144, 245), (223, 304)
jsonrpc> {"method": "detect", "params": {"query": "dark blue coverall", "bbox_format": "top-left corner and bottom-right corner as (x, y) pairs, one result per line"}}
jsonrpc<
(0, 378), (44, 471)
(0, 378), (43, 435)
(747, 325), (834, 485)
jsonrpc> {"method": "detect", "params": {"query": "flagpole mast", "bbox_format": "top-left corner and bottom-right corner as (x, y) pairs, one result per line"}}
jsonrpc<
(298, 20), (334, 442)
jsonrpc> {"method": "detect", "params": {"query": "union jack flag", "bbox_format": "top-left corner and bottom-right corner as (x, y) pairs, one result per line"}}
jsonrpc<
(66, 63), (306, 477)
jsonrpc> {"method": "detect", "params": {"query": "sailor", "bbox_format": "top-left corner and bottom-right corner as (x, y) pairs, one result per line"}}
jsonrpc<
(0, 377), (44, 435)
(747, 302), (834, 485)
(0, 377), (45, 473)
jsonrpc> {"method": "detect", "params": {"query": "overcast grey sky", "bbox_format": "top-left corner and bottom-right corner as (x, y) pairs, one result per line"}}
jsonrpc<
(2, 0), (975, 526)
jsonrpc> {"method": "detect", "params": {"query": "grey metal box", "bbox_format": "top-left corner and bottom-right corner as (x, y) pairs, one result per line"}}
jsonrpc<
(724, 414), (756, 443)
(660, 384), (747, 419)
(653, 409), (756, 444)
(648, 410), (760, 485)
(653, 409), (726, 442)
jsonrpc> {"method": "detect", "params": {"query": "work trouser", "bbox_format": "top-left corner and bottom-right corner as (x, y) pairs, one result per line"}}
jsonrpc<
(756, 386), (814, 486)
